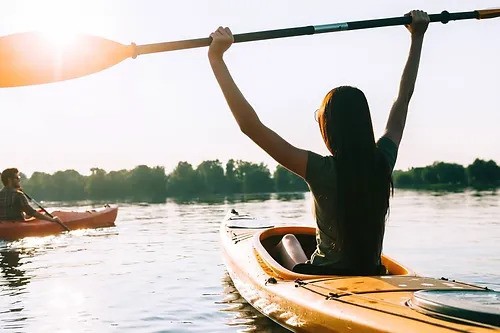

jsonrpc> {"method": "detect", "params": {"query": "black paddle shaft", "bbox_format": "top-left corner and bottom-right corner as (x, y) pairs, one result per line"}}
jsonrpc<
(22, 192), (71, 231)
(22, 192), (52, 216)
(135, 10), (478, 55)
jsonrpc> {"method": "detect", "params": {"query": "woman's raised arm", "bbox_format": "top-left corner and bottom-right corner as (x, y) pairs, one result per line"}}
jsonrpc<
(208, 27), (308, 178)
(384, 10), (430, 146)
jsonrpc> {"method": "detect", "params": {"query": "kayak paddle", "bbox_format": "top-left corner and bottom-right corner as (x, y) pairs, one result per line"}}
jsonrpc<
(0, 8), (498, 87)
(22, 191), (71, 232)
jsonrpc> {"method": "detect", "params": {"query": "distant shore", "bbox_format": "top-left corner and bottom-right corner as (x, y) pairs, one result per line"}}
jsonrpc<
(11, 158), (499, 202)
(392, 159), (499, 190)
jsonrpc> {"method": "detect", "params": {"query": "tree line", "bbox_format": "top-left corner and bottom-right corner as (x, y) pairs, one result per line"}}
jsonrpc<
(18, 159), (307, 202)
(9, 158), (498, 202)
(393, 158), (499, 189)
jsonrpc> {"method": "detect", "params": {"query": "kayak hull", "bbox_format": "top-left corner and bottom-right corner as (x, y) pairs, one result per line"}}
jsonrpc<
(0, 206), (118, 240)
(221, 210), (498, 332)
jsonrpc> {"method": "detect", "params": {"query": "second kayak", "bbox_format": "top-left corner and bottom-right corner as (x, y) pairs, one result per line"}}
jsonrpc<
(0, 206), (118, 241)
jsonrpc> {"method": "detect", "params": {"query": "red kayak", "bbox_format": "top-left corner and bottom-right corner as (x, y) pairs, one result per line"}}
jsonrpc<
(0, 206), (118, 240)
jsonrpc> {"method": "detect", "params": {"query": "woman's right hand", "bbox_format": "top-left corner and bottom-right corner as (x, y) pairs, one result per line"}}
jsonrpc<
(208, 26), (234, 61)
(405, 10), (429, 37)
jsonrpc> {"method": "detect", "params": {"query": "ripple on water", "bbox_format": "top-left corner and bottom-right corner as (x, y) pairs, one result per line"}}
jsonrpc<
(0, 192), (498, 332)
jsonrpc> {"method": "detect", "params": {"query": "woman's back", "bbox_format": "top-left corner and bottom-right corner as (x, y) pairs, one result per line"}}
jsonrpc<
(305, 135), (397, 273)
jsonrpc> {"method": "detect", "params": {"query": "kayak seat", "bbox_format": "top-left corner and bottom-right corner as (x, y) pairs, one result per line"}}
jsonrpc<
(264, 232), (387, 275)
(258, 227), (412, 277)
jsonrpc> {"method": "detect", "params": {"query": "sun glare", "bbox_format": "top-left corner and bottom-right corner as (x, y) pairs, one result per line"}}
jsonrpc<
(41, 30), (79, 50)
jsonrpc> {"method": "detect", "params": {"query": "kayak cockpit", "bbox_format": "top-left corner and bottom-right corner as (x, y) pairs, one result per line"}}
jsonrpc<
(254, 226), (414, 280)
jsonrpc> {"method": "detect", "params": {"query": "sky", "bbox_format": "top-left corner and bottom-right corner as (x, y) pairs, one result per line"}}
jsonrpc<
(0, 0), (498, 176)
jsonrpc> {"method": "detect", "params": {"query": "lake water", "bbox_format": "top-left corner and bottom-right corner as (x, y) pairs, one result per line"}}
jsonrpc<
(0, 189), (498, 332)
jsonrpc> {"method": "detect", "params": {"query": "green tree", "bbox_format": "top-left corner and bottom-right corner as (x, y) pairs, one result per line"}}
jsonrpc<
(432, 162), (466, 185)
(85, 168), (110, 200)
(50, 170), (86, 200)
(225, 159), (241, 194)
(196, 160), (225, 194)
(22, 172), (51, 199)
(106, 169), (130, 200)
(234, 161), (274, 193)
(467, 159), (500, 186)
(393, 170), (413, 187)
(422, 167), (439, 184)
(166, 162), (199, 197)
(273, 165), (308, 192)
(127, 165), (167, 202)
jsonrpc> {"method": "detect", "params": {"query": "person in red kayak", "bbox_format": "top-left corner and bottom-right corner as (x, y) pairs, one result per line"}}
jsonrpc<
(209, 10), (430, 275)
(0, 168), (61, 223)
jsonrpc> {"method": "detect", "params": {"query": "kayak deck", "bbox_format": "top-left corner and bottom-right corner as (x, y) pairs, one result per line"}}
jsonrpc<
(0, 206), (118, 240)
(221, 209), (499, 332)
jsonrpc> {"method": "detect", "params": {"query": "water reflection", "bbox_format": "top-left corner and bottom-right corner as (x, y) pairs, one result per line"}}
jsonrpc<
(0, 246), (32, 332)
(275, 192), (305, 201)
(0, 247), (33, 289)
(225, 193), (272, 203)
(471, 189), (498, 197)
(168, 193), (276, 205)
(49, 192), (308, 207)
(206, 192), (306, 204)
(219, 272), (290, 333)
(169, 195), (227, 205)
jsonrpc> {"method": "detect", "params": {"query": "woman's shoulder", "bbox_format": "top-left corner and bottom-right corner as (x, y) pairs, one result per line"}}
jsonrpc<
(306, 150), (336, 169)
(376, 136), (399, 171)
(305, 151), (336, 184)
(377, 136), (398, 149)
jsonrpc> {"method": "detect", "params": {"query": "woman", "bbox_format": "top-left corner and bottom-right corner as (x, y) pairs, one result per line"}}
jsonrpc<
(209, 10), (430, 275)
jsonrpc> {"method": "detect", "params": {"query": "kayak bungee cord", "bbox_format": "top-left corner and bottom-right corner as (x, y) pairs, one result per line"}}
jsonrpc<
(294, 282), (497, 331)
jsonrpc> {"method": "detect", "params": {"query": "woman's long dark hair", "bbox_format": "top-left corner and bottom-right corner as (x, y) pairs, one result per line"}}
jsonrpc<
(318, 86), (392, 267)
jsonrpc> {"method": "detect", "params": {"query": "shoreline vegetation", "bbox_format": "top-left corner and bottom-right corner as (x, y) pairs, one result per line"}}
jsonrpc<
(14, 158), (499, 203)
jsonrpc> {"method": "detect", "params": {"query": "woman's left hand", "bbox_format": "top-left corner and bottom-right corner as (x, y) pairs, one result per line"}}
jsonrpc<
(406, 10), (430, 37)
(208, 26), (234, 61)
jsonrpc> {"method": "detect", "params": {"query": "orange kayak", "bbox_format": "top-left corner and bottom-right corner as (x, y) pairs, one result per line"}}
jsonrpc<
(221, 209), (500, 332)
(0, 206), (118, 240)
